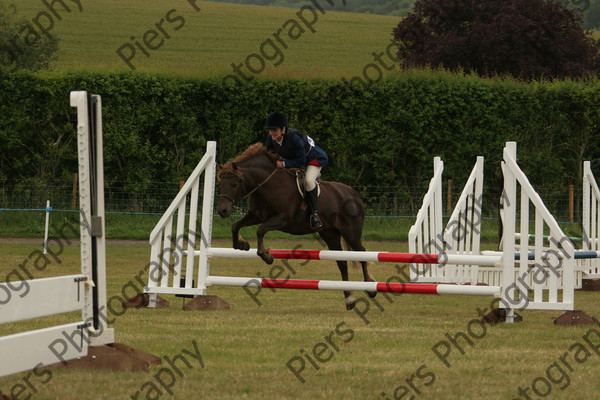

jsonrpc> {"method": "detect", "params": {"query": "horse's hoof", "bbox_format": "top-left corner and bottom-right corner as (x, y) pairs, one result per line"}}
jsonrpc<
(346, 300), (356, 310)
(367, 290), (377, 298)
(234, 241), (250, 251)
(258, 251), (274, 265)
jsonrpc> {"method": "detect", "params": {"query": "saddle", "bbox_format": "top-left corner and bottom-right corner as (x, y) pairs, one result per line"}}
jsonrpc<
(294, 169), (320, 199)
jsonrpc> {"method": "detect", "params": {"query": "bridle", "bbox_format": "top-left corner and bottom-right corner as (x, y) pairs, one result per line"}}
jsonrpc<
(218, 168), (279, 204)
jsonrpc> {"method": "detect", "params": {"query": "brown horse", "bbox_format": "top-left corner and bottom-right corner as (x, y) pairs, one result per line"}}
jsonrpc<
(216, 143), (376, 310)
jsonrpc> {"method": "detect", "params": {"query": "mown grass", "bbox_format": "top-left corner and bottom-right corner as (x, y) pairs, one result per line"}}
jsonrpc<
(1, 240), (600, 399)
(0, 209), (508, 243)
(13, 0), (400, 79)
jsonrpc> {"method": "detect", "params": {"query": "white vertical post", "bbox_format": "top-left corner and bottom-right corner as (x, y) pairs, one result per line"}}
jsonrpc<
(473, 156), (484, 255)
(72, 91), (94, 331)
(147, 242), (160, 308)
(185, 179), (199, 289)
(583, 161), (591, 251)
(433, 157), (443, 250)
(70, 91), (113, 345)
(499, 161), (506, 251)
(92, 95), (112, 345)
(519, 185), (529, 305)
(161, 217), (174, 288)
(470, 156), (484, 285)
(173, 201), (186, 287)
(502, 142), (517, 323)
(43, 200), (50, 254)
(197, 141), (217, 293)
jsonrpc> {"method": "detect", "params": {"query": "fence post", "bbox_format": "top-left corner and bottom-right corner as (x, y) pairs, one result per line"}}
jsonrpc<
(569, 184), (574, 223)
(72, 173), (78, 209)
(447, 179), (453, 214)
(43, 200), (51, 254)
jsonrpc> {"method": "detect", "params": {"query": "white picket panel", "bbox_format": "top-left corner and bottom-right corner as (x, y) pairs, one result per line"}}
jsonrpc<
(443, 156), (484, 285)
(582, 161), (600, 278)
(408, 157), (444, 282)
(147, 141), (217, 307)
(501, 142), (574, 313)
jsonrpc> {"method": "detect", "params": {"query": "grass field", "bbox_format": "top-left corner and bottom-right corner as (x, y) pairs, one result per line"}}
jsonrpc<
(12, 0), (400, 79)
(1, 240), (600, 399)
(0, 209), (511, 242)
(4, 1), (600, 399)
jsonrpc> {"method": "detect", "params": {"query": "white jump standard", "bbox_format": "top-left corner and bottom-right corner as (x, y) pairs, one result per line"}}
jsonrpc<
(145, 141), (583, 323)
(1, 91), (159, 379)
(0, 92), (114, 378)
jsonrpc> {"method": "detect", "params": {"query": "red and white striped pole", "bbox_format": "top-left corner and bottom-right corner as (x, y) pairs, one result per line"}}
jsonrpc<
(206, 275), (501, 296)
(206, 247), (502, 266)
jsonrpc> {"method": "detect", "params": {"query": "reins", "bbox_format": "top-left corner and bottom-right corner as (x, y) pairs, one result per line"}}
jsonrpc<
(219, 167), (279, 204)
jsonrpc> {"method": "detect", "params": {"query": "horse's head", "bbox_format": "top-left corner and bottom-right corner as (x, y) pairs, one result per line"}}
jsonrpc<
(216, 162), (244, 218)
(216, 143), (279, 218)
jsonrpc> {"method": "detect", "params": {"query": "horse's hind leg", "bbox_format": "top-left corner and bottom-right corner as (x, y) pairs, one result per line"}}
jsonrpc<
(319, 229), (356, 310)
(342, 235), (377, 299)
(361, 260), (377, 299)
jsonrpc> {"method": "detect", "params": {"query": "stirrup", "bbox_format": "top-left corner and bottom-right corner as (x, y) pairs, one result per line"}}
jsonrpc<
(310, 213), (322, 229)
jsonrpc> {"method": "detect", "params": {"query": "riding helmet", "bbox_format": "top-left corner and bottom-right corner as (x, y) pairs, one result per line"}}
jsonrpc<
(264, 112), (288, 129)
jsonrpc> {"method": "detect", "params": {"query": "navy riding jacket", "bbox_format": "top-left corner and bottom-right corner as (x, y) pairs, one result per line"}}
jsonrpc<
(266, 129), (328, 169)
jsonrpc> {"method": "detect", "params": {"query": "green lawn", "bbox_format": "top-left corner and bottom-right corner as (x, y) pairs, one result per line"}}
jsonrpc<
(1, 240), (600, 399)
(0, 208), (513, 243)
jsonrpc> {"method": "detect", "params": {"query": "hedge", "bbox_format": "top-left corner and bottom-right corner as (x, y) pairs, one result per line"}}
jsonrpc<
(1, 69), (599, 215)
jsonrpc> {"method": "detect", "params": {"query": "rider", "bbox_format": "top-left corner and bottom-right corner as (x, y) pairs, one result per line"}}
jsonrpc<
(265, 111), (328, 230)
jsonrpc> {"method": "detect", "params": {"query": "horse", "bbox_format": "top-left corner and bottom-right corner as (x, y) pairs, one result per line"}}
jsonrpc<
(216, 143), (377, 310)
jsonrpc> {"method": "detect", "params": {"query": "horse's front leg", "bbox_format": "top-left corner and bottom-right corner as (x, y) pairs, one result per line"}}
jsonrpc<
(231, 210), (261, 251)
(255, 214), (289, 264)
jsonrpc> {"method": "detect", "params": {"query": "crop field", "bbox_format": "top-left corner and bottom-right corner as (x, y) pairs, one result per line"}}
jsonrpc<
(12, 0), (400, 79)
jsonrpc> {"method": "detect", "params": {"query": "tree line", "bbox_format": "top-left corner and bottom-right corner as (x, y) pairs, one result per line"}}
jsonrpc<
(1, 70), (599, 217)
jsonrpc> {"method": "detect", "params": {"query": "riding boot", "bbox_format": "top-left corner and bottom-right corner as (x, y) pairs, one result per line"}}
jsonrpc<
(306, 187), (323, 229)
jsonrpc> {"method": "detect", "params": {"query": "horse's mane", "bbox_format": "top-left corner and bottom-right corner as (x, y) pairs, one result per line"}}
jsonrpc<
(218, 143), (279, 179)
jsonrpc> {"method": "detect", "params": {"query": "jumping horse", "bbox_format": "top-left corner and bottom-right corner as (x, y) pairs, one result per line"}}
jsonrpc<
(216, 143), (376, 310)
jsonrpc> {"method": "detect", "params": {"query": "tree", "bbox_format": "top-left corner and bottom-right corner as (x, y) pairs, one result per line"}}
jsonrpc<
(0, 2), (59, 73)
(392, 0), (600, 79)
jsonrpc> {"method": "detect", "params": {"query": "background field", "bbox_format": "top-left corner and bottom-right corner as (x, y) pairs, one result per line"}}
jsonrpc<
(1, 240), (600, 399)
(0, 208), (515, 242)
(13, 0), (400, 78)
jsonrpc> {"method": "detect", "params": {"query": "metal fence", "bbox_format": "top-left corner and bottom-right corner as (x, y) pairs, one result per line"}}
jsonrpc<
(0, 178), (583, 222)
